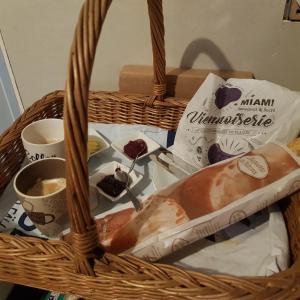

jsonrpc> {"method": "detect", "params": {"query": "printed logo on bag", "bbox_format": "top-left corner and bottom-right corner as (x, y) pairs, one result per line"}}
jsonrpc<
(186, 92), (274, 128)
(237, 155), (269, 179)
(192, 221), (222, 239)
(240, 98), (275, 107)
(215, 85), (242, 109)
(182, 83), (277, 166)
(174, 73), (300, 169)
(229, 210), (247, 224)
(288, 180), (300, 194)
(141, 246), (162, 262)
(171, 238), (190, 253)
(207, 142), (243, 165)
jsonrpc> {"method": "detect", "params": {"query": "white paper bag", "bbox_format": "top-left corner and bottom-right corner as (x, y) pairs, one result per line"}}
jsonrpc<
(173, 73), (300, 168)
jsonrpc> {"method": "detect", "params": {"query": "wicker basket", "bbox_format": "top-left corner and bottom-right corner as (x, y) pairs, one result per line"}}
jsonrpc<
(1, 0), (300, 299)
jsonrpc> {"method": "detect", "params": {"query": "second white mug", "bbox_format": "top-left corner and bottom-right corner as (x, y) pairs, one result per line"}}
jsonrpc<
(21, 118), (64, 162)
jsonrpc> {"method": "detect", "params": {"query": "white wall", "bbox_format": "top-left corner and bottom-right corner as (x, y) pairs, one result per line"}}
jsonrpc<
(0, 0), (300, 108)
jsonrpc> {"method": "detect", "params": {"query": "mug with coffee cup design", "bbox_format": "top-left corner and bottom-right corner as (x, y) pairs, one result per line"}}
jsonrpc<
(22, 200), (55, 225)
(13, 158), (68, 237)
(21, 118), (65, 163)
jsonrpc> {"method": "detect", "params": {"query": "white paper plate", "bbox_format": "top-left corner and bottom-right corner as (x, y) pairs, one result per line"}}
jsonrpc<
(111, 131), (160, 161)
(89, 161), (143, 202)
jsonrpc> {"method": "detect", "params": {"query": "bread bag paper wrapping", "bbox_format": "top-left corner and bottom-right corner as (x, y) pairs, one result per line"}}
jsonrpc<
(63, 142), (300, 261)
(173, 73), (300, 168)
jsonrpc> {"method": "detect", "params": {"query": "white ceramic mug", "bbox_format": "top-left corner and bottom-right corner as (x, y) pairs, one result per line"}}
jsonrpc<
(13, 158), (68, 237)
(21, 118), (64, 163)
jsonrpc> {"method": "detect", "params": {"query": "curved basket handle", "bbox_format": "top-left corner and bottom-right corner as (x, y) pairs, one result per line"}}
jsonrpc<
(64, 0), (166, 275)
(146, 0), (166, 105)
(64, 0), (112, 276)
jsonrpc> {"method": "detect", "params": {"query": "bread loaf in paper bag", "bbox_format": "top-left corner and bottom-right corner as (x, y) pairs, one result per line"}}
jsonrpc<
(63, 141), (300, 261)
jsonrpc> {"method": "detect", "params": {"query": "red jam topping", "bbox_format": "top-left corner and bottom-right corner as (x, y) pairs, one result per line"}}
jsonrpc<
(123, 139), (147, 159)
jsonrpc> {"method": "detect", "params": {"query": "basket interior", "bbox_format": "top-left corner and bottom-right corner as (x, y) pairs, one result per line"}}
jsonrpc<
(1, 90), (300, 275)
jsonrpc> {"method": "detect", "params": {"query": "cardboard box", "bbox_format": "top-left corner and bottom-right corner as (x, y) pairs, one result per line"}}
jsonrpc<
(119, 65), (254, 98)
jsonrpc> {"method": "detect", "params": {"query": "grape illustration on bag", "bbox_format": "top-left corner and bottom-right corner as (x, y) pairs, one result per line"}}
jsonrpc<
(173, 73), (300, 168)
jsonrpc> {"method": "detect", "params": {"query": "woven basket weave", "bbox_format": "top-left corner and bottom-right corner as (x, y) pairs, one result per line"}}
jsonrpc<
(1, 1), (300, 299)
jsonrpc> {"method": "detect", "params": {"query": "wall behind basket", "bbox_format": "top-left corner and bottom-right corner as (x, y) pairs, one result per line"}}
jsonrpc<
(0, 0), (299, 109)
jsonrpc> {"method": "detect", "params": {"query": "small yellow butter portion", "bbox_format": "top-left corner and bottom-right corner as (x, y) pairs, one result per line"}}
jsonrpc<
(88, 137), (104, 156)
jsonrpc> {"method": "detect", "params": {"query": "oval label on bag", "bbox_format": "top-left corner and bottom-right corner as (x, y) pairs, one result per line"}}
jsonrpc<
(237, 155), (269, 179)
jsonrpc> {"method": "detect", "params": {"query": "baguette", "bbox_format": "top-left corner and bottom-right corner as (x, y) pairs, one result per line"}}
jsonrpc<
(63, 141), (300, 256)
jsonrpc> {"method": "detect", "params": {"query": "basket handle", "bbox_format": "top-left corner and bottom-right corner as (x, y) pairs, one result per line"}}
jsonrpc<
(146, 0), (166, 105)
(64, 0), (166, 275)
